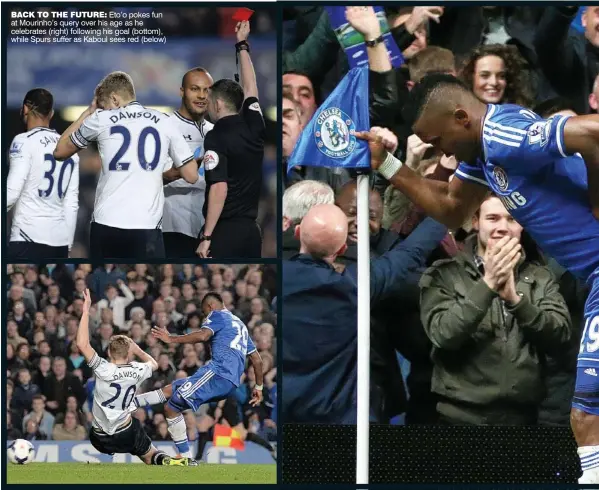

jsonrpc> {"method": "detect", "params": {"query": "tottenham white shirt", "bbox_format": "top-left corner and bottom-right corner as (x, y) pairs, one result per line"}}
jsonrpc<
(88, 353), (153, 435)
(163, 112), (213, 238)
(7, 127), (79, 247)
(71, 102), (194, 230)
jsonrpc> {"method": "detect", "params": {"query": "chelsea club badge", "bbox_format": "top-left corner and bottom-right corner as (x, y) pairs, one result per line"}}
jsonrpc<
(314, 107), (357, 159)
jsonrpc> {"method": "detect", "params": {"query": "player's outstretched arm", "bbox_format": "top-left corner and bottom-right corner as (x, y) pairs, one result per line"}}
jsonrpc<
(248, 350), (264, 406)
(151, 325), (213, 344)
(76, 288), (97, 362)
(236, 21), (258, 100)
(563, 115), (599, 220)
(356, 129), (488, 229)
(54, 99), (97, 160)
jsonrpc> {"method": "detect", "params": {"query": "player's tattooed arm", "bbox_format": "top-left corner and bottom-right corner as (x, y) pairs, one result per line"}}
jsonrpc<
(151, 325), (213, 344)
(76, 288), (97, 362)
(563, 115), (599, 220)
(248, 350), (264, 406)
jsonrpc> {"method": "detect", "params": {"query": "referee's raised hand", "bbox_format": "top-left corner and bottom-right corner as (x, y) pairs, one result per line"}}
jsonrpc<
(236, 20), (250, 41)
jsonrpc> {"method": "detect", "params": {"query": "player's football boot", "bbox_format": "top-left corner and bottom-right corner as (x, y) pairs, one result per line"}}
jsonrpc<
(164, 456), (190, 466)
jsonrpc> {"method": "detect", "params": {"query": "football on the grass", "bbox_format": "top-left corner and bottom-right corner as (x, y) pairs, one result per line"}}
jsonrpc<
(8, 439), (35, 464)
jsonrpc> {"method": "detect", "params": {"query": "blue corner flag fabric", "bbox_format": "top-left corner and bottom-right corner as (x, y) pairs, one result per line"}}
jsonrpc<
(287, 66), (370, 174)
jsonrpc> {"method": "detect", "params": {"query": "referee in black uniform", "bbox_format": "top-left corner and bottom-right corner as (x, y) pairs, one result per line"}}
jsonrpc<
(196, 20), (265, 259)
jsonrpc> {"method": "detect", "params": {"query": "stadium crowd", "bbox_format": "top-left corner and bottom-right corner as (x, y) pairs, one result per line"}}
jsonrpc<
(6, 263), (277, 448)
(282, 5), (592, 426)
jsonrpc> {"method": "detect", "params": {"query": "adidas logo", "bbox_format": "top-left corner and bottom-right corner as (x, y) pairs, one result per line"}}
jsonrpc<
(585, 368), (598, 377)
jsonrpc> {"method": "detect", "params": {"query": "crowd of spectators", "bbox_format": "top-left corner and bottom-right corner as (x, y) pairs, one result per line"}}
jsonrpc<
(6, 263), (277, 445)
(282, 5), (591, 426)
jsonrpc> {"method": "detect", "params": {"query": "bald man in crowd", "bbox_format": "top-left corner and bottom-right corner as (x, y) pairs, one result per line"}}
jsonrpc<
(282, 203), (446, 424)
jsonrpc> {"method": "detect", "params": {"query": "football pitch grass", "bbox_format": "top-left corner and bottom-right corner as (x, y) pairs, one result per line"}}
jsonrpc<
(8, 463), (276, 484)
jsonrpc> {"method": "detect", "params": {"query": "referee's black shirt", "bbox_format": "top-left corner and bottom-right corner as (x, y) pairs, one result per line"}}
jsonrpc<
(202, 96), (265, 221)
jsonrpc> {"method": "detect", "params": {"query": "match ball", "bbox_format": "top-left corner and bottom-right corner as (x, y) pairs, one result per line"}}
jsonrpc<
(7, 439), (35, 464)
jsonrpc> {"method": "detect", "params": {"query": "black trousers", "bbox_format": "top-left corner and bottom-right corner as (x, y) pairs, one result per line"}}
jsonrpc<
(90, 222), (165, 260)
(8, 241), (68, 260)
(208, 217), (262, 259)
(163, 232), (198, 258)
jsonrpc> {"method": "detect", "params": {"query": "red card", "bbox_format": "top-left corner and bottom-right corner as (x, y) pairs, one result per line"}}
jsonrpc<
(232, 8), (254, 22)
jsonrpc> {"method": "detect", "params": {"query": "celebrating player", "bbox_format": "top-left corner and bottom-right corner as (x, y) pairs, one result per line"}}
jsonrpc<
(358, 74), (599, 483)
(134, 292), (265, 463)
(7, 88), (79, 259)
(53, 71), (200, 259)
(162, 67), (215, 257)
(75, 289), (190, 466)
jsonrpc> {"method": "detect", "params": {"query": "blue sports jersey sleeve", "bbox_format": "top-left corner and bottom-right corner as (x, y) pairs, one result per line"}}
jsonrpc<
(484, 106), (573, 171)
(455, 161), (490, 187)
(202, 312), (222, 334)
(247, 334), (257, 355)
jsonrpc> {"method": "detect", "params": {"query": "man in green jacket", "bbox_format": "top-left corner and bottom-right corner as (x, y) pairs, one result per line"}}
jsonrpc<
(419, 195), (572, 425)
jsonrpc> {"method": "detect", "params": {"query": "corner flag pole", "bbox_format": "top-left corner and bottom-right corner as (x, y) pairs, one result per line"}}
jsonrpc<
(356, 172), (370, 484)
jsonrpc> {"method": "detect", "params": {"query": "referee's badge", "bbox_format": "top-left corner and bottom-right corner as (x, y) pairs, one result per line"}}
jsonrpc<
(249, 102), (262, 115)
(204, 150), (219, 170)
(313, 107), (357, 159)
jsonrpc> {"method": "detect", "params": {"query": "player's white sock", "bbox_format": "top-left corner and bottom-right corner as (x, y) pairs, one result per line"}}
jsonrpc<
(135, 389), (167, 407)
(578, 446), (599, 483)
(167, 414), (192, 458)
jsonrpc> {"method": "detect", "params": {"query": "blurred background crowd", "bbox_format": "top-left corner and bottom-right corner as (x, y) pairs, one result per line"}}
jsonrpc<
(6, 263), (277, 446)
(6, 6), (277, 257)
(282, 5), (591, 426)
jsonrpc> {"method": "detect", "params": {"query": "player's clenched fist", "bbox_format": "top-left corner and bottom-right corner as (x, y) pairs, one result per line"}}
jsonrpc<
(249, 386), (263, 406)
(482, 236), (522, 291)
(355, 127), (398, 170)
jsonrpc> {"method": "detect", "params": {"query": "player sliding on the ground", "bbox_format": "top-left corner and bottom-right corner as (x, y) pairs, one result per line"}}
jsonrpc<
(76, 288), (191, 466)
(134, 292), (266, 462)
(357, 73), (599, 484)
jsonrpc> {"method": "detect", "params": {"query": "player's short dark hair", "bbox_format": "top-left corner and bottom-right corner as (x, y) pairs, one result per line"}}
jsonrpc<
(201, 291), (224, 306)
(105, 283), (117, 292)
(23, 88), (54, 118)
(402, 73), (471, 128)
(533, 97), (578, 118)
(210, 79), (244, 112)
(32, 394), (45, 403)
(181, 67), (211, 88)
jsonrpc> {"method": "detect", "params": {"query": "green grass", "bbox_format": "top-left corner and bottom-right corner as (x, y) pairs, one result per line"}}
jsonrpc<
(7, 463), (276, 484)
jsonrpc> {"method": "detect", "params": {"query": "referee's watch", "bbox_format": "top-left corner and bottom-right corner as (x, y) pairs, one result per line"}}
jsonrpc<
(235, 40), (250, 53)
(199, 232), (212, 242)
